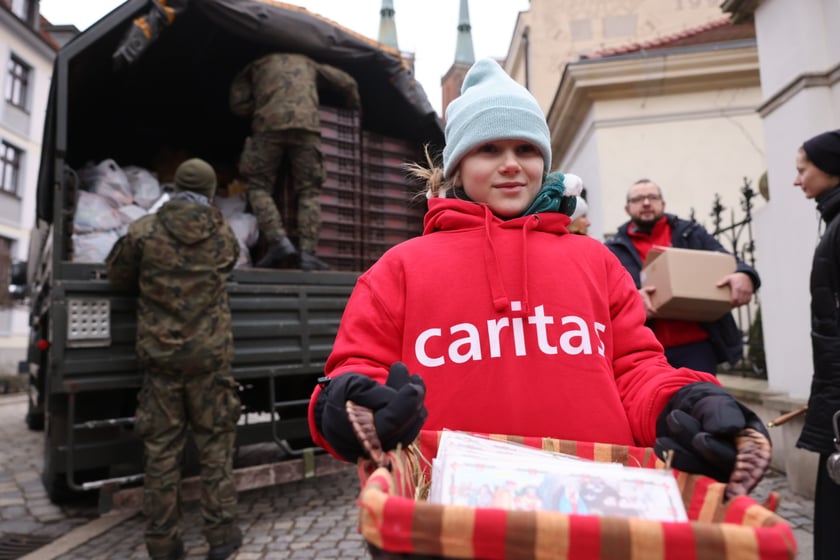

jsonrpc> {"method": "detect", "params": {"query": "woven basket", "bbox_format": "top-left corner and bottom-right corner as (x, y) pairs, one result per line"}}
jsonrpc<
(357, 431), (797, 560)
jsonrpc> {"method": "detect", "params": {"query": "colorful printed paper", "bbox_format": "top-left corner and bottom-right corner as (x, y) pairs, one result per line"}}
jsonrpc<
(428, 431), (687, 522)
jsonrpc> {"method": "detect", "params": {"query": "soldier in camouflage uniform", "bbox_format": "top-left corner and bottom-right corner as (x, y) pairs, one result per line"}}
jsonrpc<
(106, 159), (243, 560)
(230, 52), (361, 270)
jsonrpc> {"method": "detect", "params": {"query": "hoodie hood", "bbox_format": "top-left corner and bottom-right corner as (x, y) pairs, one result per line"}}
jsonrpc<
(423, 197), (570, 235)
(423, 197), (570, 314)
(157, 199), (224, 245)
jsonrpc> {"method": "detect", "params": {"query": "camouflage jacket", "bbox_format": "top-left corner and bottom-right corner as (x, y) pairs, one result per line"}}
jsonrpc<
(229, 52), (360, 133)
(106, 199), (240, 375)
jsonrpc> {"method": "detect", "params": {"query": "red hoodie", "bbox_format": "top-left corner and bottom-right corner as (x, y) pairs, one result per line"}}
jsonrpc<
(308, 198), (717, 458)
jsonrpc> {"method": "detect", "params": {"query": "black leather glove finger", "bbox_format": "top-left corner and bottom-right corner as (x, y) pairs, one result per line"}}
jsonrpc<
(384, 362), (427, 392)
(343, 372), (398, 410)
(375, 380), (427, 451)
(385, 361), (410, 388)
(664, 409), (702, 449)
(691, 394), (747, 436)
(693, 432), (737, 475)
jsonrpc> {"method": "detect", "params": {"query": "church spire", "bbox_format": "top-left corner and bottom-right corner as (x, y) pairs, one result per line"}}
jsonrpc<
(378, 0), (399, 50)
(454, 0), (475, 64)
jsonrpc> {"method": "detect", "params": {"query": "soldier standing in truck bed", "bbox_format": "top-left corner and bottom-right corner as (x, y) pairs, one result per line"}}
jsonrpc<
(230, 52), (361, 270)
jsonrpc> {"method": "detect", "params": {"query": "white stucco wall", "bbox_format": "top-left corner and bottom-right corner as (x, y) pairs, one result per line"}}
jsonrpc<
(753, 0), (840, 100)
(557, 86), (766, 240)
(751, 0), (840, 398)
(556, 110), (606, 239)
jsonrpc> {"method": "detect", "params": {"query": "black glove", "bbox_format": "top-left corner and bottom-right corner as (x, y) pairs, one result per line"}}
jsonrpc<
(654, 382), (770, 482)
(314, 363), (427, 462)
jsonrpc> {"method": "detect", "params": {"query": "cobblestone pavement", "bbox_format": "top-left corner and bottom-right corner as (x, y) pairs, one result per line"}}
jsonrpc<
(0, 394), (99, 541)
(53, 469), (368, 560)
(0, 393), (816, 559)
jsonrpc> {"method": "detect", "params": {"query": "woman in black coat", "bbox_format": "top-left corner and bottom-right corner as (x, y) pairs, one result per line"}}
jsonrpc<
(793, 129), (840, 560)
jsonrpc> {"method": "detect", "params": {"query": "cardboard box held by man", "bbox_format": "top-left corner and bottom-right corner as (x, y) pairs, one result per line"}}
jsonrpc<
(640, 247), (736, 322)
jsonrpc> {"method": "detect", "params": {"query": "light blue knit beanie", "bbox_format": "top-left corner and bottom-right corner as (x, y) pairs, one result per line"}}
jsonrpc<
(443, 58), (551, 179)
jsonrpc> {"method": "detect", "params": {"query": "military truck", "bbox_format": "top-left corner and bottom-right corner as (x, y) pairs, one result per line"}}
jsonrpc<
(24, 0), (443, 503)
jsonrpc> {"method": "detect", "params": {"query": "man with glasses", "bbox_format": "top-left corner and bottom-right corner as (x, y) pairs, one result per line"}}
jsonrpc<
(605, 179), (760, 374)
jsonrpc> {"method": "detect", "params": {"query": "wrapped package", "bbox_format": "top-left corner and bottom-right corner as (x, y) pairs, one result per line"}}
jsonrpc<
(74, 191), (124, 233)
(124, 165), (162, 210)
(72, 230), (120, 263)
(78, 159), (133, 207)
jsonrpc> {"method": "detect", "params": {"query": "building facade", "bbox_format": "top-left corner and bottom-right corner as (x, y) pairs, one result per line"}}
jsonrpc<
(547, 19), (766, 240)
(503, 0), (727, 114)
(0, 0), (58, 373)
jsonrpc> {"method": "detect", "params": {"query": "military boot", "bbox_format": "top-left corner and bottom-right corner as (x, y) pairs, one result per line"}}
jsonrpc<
(300, 251), (330, 271)
(207, 525), (243, 560)
(255, 236), (297, 268)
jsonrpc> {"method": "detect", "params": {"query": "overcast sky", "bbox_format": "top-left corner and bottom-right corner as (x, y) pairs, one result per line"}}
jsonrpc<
(38, 0), (530, 115)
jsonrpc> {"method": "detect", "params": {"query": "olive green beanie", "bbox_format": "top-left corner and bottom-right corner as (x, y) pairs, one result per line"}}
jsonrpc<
(174, 158), (217, 198)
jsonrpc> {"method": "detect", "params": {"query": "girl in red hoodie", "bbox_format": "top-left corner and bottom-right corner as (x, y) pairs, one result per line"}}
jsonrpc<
(309, 58), (770, 495)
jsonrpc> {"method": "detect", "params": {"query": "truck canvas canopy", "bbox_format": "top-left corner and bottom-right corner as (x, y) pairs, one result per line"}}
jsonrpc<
(37, 0), (444, 223)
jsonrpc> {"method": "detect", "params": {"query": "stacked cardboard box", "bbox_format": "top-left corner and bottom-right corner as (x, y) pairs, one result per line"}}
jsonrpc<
(360, 131), (427, 269)
(278, 107), (426, 271)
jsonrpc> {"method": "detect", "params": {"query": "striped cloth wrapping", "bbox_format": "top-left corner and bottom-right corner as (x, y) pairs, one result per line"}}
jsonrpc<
(357, 431), (797, 560)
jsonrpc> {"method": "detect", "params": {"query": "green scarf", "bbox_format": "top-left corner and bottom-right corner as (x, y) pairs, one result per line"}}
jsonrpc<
(446, 171), (577, 219)
(520, 171), (577, 217)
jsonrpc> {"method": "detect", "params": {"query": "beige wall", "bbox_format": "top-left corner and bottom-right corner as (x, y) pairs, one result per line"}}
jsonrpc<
(505, 0), (726, 112)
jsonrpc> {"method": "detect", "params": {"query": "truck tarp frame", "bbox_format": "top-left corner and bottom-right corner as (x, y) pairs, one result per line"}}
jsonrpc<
(37, 0), (445, 223)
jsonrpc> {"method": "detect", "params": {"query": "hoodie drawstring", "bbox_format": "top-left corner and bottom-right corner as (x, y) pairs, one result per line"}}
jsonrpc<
(482, 206), (510, 312)
(519, 215), (539, 314)
(481, 205), (539, 315)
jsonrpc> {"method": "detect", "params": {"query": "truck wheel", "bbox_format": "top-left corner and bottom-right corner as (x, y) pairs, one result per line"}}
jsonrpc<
(42, 470), (74, 505)
(41, 441), (104, 504)
(41, 439), (74, 504)
(26, 394), (45, 431)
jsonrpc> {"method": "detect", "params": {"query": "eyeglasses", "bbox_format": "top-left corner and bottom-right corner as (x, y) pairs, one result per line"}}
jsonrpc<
(627, 194), (662, 204)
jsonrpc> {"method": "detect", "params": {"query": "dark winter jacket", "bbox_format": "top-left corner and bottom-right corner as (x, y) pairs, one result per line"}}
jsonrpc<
(605, 213), (761, 366)
(797, 184), (840, 455)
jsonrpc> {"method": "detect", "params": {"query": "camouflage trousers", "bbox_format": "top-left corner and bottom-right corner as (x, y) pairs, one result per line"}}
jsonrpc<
(135, 367), (241, 557)
(238, 129), (325, 252)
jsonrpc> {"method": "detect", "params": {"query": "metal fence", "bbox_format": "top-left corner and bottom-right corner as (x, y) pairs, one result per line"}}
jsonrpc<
(690, 178), (765, 379)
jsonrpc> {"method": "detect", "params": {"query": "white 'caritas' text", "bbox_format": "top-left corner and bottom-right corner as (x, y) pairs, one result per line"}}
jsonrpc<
(414, 302), (606, 367)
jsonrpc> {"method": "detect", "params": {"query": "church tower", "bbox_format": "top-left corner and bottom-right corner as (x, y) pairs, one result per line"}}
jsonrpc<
(377, 0), (414, 76)
(440, 0), (475, 120)
(377, 0), (398, 50)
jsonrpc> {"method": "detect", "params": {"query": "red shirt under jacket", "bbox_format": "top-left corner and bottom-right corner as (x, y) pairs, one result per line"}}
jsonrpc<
(627, 217), (710, 348)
